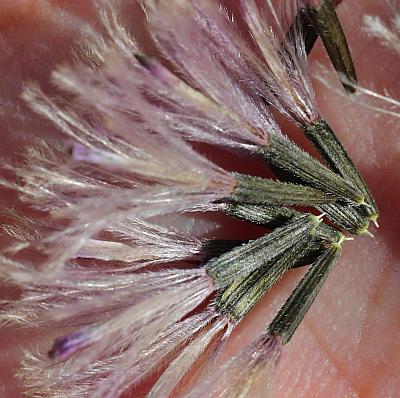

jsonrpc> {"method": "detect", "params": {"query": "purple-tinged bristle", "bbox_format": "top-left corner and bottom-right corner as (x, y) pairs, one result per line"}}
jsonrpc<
(135, 54), (172, 85)
(70, 142), (93, 162)
(48, 330), (90, 360)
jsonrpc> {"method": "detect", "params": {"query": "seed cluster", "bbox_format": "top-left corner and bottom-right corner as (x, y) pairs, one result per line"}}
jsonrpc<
(0, 1), (383, 397)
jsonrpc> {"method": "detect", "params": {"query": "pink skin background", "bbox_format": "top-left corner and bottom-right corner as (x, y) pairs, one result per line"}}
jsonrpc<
(0, 0), (399, 397)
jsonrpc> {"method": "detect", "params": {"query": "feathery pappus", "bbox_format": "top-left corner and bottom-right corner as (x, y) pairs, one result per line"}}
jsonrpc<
(0, 0), (398, 397)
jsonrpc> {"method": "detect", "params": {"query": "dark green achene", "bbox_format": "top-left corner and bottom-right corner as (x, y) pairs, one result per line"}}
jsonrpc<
(268, 237), (343, 344)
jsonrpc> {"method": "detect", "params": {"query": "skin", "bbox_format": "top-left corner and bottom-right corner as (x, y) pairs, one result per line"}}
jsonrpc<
(0, 0), (399, 397)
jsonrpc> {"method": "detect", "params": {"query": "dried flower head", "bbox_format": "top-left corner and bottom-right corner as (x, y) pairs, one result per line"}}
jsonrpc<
(0, 0), (398, 397)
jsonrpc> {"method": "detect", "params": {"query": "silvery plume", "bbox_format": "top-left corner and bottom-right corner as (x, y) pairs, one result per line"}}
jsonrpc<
(0, 0), (397, 397)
